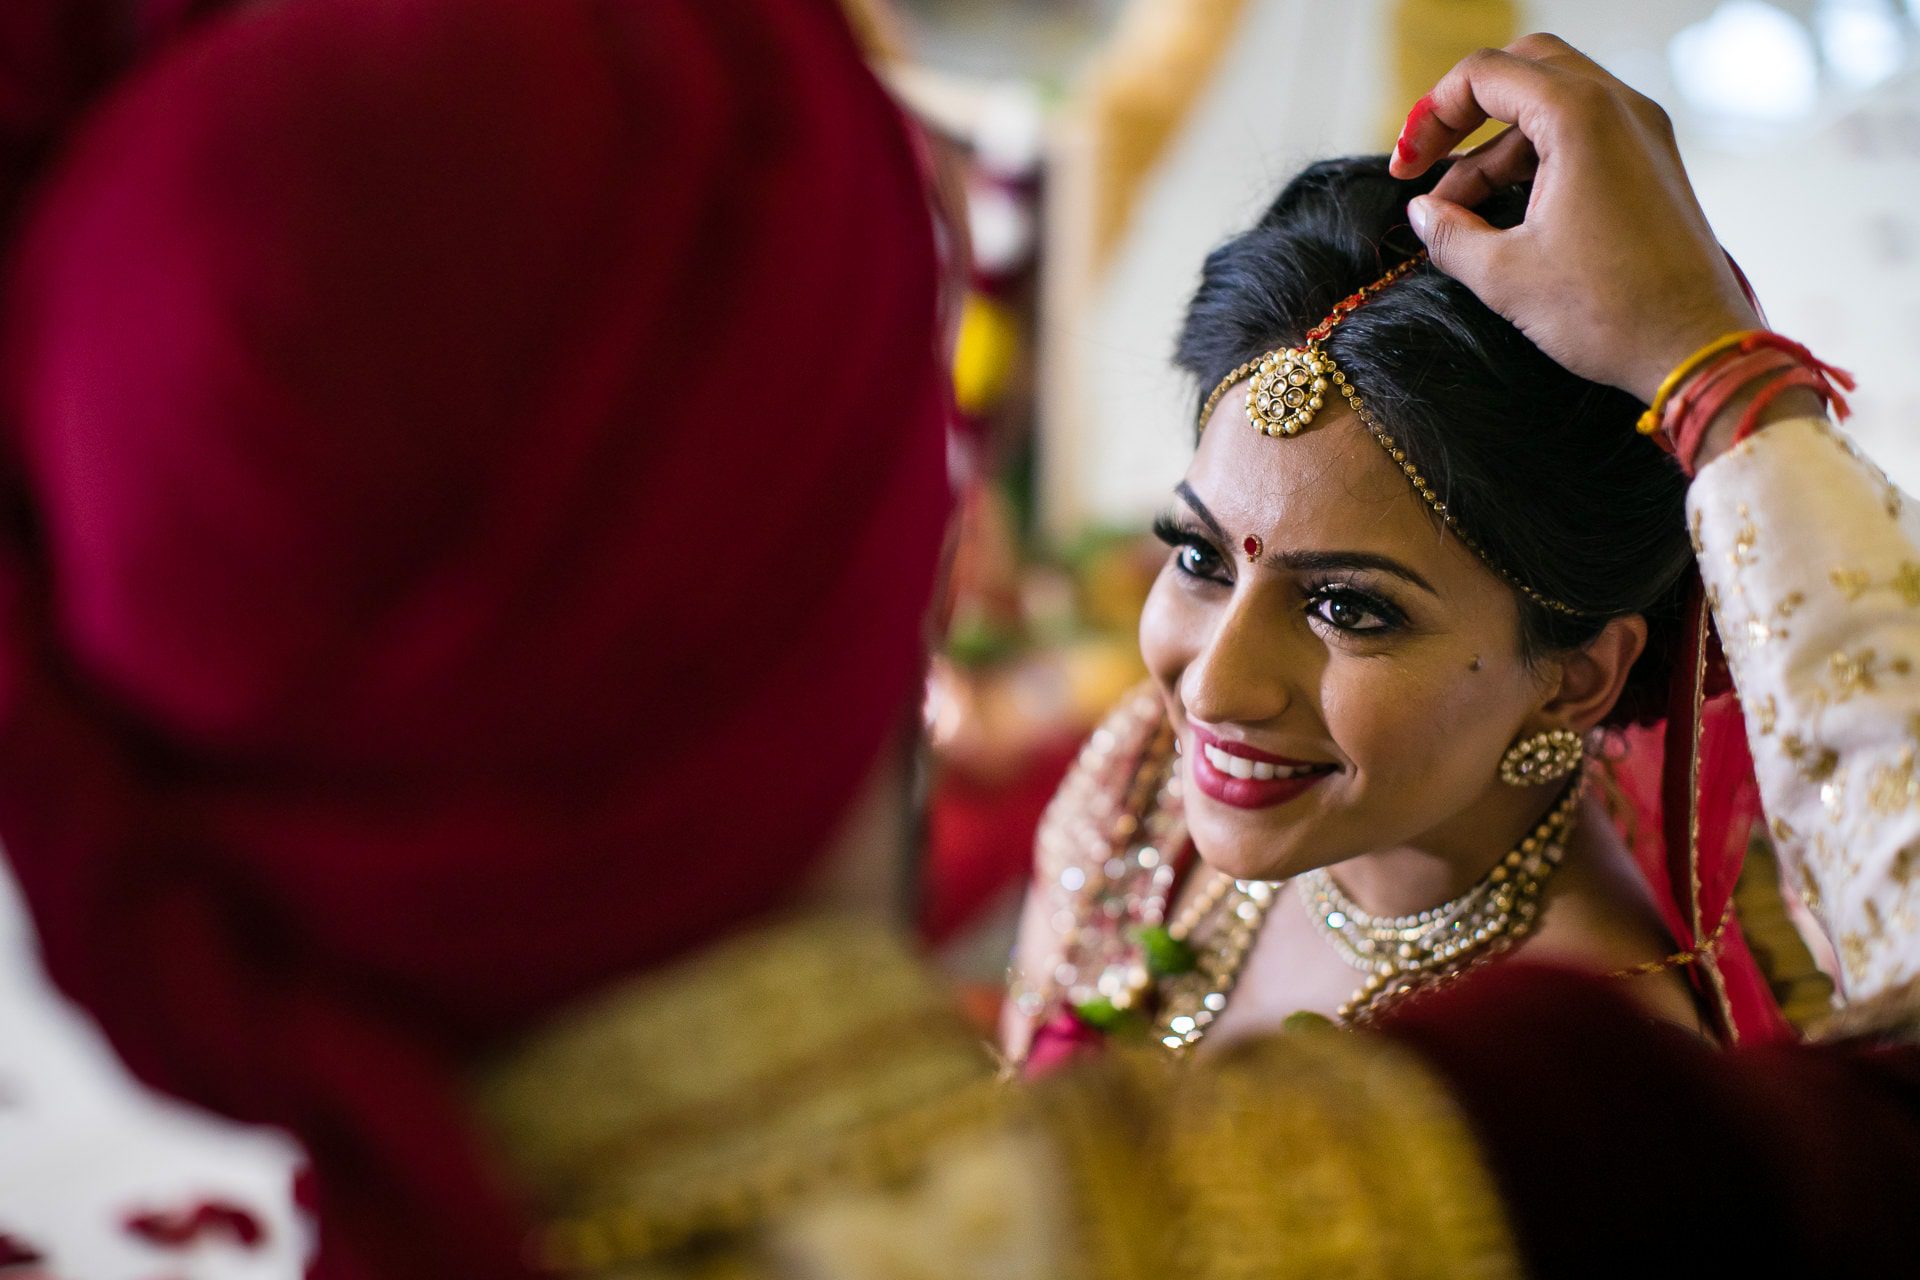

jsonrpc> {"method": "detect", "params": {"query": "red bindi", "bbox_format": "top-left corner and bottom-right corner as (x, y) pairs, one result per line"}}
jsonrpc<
(1243, 534), (1263, 562)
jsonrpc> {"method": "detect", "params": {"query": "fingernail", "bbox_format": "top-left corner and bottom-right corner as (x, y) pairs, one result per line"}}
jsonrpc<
(1394, 133), (1417, 166)
(1407, 197), (1431, 239)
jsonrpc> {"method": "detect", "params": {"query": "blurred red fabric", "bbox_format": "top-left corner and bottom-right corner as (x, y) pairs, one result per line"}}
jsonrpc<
(0, 0), (950, 1275)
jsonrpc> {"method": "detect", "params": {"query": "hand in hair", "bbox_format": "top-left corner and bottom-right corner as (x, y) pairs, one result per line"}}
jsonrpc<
(1388, 33), (1758, 407)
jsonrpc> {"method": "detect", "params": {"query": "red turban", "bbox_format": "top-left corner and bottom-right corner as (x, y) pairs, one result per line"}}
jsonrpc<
(0, 0), (951, 1275)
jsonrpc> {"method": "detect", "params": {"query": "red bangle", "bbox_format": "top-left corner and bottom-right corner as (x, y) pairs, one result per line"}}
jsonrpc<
(1733, 367), (1830, 446)
(1664, 350), (1802, 472)
(1651, 331), (1856, 475)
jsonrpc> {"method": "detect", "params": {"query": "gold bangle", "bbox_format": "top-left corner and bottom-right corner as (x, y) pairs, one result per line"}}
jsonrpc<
(1635, 330), (1766, 435)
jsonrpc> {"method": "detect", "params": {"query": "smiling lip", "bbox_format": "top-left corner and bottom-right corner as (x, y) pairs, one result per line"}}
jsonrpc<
(1188, 725), (1336, 810)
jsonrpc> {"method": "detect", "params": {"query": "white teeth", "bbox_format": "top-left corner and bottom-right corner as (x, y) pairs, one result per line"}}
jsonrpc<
(1201, 743), (1327, 781)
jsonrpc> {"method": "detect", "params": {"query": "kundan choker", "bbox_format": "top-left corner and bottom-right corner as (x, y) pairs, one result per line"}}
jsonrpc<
(1194, 250), (1585, 618)
(1298, 770), (1584, 1023)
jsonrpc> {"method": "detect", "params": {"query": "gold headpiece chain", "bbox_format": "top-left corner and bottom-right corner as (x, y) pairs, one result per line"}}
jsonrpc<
(1195, 251), (1585, 618)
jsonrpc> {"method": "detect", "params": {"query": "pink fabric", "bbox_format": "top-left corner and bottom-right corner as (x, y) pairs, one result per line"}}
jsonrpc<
(0, 0), (951, 1275)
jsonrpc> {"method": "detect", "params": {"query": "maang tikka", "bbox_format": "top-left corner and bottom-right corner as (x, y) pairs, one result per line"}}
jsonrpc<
(1194, 250), (1584, 619)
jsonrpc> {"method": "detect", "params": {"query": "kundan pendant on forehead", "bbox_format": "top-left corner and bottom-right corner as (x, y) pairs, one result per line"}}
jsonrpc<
(1247, 349), (1330, 437)
(1191, 248), (1588, 620)
(1194, 251), (1426, 438)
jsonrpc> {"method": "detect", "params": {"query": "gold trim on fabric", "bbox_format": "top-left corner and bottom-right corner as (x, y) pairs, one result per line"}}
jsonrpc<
(471, 916), (998, 1271)
(1041, 1028), (1524, 1279)
(1686, 593), (1741, 1040)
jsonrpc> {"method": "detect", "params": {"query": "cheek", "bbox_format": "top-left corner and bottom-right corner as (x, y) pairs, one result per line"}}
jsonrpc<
(1318, 649), (1534, 779)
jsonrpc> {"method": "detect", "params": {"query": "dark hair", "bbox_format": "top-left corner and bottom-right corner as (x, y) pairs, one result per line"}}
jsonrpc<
(1175, 155), (1691, 726)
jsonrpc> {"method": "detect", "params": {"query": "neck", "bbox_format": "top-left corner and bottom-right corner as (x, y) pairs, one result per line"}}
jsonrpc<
(1326, 778), (1569, 918)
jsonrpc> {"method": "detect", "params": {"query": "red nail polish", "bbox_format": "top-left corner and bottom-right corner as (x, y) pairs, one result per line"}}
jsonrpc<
(1395, 95), (1433, 167)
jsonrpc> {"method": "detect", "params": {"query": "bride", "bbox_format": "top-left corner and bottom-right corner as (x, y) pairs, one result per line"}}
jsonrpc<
(1006, 143), (1822, 1062)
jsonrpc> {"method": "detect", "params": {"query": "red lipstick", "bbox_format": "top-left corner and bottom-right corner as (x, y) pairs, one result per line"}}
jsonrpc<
(1187, 725), (1336, 811)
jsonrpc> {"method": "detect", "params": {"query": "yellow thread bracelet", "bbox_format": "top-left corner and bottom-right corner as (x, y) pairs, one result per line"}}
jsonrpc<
(1635, 329), (1766, 436)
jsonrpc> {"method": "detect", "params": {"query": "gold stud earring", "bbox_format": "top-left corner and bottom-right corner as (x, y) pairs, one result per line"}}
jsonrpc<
(1498, 728), (1584, 787)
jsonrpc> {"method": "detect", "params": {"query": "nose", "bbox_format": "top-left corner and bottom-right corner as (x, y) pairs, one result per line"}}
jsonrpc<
(1179, 587), (1309, 731)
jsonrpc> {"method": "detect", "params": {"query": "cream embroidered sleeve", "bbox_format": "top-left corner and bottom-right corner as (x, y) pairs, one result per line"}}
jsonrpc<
(1690, 418), (1920, 1002)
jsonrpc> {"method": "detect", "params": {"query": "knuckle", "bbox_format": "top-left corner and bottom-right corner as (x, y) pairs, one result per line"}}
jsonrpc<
(1637, 96), (1677, 137)
(1511, 31), (1571, 56)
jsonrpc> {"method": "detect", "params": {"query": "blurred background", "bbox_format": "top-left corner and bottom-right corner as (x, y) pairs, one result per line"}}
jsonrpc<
(6, 0), (1919, 1274)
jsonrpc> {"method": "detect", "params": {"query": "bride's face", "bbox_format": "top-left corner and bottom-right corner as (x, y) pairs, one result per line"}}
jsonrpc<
(1139, 398), (1551, 881)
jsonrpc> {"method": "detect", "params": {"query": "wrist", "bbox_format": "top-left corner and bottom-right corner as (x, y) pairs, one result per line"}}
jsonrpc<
(1632, 307), (1763, 404)
(1691, 385), (1828, 470)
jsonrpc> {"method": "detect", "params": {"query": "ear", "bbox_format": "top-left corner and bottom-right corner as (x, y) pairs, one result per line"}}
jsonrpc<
(1538, 615), (1648, 732)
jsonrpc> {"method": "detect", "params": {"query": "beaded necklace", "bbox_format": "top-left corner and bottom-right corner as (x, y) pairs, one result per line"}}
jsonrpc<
(1301, 775), (1583, 1024)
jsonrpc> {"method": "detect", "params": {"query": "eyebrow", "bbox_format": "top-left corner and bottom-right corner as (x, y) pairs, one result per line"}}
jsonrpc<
(1173, 481), (1441, 598)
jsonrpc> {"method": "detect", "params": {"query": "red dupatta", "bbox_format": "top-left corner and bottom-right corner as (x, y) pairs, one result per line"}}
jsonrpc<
(1606, 594), (1796, 1044)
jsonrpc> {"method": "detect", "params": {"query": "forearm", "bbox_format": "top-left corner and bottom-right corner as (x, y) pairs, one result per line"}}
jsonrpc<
(1690, 418), (1920, 1001)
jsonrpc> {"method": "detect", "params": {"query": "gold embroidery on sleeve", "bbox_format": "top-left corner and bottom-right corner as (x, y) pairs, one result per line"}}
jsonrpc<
(1867, 748), (1920, 817)
(1894, 562), (1920, 606)
(1831, 567), (1872, 601)
(1729, 505), (1759, 570)
(1892, 845), (1919, 886)
(1829, 648), (1881, 702)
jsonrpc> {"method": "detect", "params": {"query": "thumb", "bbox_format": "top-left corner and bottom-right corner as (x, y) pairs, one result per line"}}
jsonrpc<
(1407, 195), (1500, 287)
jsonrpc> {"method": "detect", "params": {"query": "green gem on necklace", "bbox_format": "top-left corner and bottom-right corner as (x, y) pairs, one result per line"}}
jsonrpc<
(1071, 996), (1147, 1037)
(1132, 924), (1197, 977)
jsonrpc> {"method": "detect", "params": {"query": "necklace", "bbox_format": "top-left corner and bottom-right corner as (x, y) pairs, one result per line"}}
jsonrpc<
(1299, 775), (1585, 1023)
(1150, 872), (1277, 1050)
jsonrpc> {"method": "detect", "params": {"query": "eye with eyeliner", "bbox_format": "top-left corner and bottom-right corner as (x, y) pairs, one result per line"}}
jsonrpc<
(1153, 512), (1229, 584)
(1300, 576), (1408, 636)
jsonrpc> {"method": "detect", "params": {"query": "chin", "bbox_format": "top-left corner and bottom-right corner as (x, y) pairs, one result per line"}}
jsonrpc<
(1186, 808), (1319, 883)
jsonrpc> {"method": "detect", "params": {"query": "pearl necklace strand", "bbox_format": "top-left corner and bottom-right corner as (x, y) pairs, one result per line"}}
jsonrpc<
(1299, 774), (1585, 1023)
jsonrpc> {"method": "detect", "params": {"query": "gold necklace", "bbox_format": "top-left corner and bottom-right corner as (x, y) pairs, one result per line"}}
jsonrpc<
(1155, 774), (1583, 1045)
(1151, 872), (1278, 1050)
(1304, 775), (1585, 1023)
